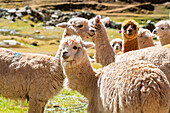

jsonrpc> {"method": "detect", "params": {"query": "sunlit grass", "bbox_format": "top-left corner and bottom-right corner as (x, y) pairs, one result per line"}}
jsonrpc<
(0, 89), (88, 113)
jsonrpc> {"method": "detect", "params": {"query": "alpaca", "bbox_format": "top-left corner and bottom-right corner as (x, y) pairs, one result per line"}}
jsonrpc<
(60, 35), (170, 113)
(138, 28), (155, 49)
(0, 47), (65, 113)
(57, 17), (91, 40)
(88, 15), (115, 66)
(153, 20), (170, 46)
(110, 38), (122, 54)
(121, 19), (139, 52)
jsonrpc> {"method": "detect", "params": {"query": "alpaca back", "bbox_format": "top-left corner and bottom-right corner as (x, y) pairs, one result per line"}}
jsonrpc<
(99, 60), (170, 113)
(116, 46), (170, 82)
(0, 48), (64, 100)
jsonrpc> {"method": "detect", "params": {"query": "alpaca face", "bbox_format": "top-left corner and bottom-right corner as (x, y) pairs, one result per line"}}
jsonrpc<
(153, 20), (170, 37)
(88, 15), (106, 41)
(60, 36), (94, 68)
(122, 19), (139, 40)
(110, 38), (122, 53)
(57, 18), (92, 40)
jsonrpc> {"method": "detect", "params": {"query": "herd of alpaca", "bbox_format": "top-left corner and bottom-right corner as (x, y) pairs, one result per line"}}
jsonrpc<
(0, 15), (169, 113)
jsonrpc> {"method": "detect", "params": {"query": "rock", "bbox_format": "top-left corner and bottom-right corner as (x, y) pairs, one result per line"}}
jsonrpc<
(51, 14), (58, 19)
(1, 40), (21, 47)
(23, 19), (28, 23)
(30, 24), (35, 27)
(31, 41), (38, 46)
(8, 9), (16, 14)
(35, 30), (40, 34)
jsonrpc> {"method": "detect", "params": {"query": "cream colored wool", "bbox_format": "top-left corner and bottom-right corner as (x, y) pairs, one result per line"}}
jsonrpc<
(0, 48), (64, 113)
(116, 46), (170, 82)
(60, 36), (170, 113)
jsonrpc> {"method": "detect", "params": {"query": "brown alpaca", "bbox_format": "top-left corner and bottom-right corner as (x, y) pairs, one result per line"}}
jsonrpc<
(121, 19), (139, 53)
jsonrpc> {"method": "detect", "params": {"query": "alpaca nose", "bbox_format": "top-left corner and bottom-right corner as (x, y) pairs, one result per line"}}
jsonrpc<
(62, 51), (69, 59)
(128, 29), (132, 33)
(88, 28), (95, 36)
(153, 29), (157, 34)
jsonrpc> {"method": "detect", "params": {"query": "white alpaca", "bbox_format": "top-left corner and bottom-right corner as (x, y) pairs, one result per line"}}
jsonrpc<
(60, 35), (170, 113)
(110, 38), (122, 54)
(138, 28), (156, 49)
(0, 48), (64, 113)
(153, 20), (170, 46)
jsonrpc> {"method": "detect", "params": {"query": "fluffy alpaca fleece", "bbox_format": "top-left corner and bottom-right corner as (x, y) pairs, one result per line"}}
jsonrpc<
(88, 15), (115, 66)
(138, 28), (156, 49)
(60, 36), (170, 113)
(153, 20), (170, 46)
(116, 46), (170, 82)
(0, 48), (64, 113)
(121, 19), (139, 52)
(57, 17), (91, 40)
(110, 38), (122, 54)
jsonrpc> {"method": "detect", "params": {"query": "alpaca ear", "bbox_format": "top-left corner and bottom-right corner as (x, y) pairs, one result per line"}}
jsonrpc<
(56, 22), (68, 28)
(83, 42), (95, 49)
(95, 15), (101, 23)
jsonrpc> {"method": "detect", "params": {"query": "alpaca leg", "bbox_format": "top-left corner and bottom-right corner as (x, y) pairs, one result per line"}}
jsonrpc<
(28, 99), (47, 113)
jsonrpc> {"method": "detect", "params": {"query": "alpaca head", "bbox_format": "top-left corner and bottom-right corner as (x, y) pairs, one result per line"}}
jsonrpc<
(60, 35), (94, 68)
(110, 38), (122, 54)
(88, 15), (106, 41)
(153, 20), (170, 37)
(138, 28), (156, 40)
(121, 19), (139, 40)
(57, 17), (91, 40)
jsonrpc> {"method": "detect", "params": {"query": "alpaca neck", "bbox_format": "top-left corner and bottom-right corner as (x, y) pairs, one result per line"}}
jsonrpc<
(93, 26), (115, 66)
(53, 49), (65, 81)
(64, 54), (98, 100)
(122, 36), (139, 53)
(159, 33), (170, 46)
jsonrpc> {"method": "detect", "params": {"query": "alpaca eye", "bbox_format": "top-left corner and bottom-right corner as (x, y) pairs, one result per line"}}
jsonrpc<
(120, 43), (122, 47)
(73, 46), (78, 50)
(161, 27), (164, 30)
(112, 44), (115, 47)
(77, 25), (83, 28)
(123, 26), (127, 30)
(133, 25), (136, 30)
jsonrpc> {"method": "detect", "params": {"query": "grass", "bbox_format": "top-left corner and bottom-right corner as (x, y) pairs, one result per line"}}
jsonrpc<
(0, 89), (88, 113)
